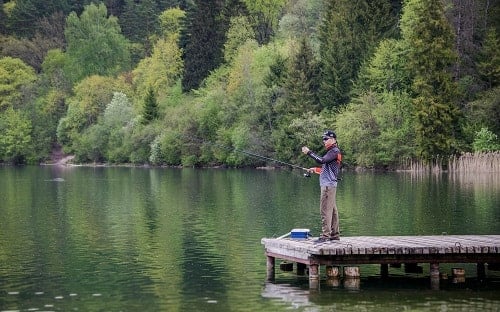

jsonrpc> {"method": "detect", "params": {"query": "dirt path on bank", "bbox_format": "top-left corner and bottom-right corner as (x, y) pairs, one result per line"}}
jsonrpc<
(45, 145), (75, 166)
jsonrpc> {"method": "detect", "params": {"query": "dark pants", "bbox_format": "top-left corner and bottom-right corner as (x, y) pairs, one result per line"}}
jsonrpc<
(320, 186), (339, 239)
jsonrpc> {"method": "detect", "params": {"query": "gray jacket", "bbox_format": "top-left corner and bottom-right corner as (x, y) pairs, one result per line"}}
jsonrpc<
(307, 146), (341, 187)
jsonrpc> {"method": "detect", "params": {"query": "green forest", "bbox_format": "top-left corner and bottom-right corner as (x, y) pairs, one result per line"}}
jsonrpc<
(0, 0), (499, 169)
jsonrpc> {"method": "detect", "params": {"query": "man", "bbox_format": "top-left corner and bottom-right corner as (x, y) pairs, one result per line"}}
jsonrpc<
(302, 130), (342, 243)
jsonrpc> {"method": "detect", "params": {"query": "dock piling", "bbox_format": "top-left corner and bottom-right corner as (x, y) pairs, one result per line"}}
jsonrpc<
(326, 266), (340, 278)
(266, 255), (275, 281)
(309, 264), (319, 289)
(430, 263), (440, 290)
(262, 235), (500, 289)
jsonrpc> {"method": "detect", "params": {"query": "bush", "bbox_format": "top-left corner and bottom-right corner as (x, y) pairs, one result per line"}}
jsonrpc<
(473, 128), (500, 152)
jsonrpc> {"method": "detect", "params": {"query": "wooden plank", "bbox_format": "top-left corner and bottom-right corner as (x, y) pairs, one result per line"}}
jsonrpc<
(261, 235), (500, 268)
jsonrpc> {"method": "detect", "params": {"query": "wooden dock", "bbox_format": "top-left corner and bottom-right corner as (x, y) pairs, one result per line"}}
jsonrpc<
(261, 235), (500, 288)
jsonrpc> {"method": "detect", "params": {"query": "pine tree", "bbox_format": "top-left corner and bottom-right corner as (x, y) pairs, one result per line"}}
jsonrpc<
(318, 0), (397, 109)
(0, 0), (6, 34)
(401, 0), (462, 163)
(143, 87), (159, 124)
(282, 37), (320, 117)
(7, 0), (72, 37)
(181, 0), (226, 92)
(120, 0), (159, 48)
(477, 28), (500, 89)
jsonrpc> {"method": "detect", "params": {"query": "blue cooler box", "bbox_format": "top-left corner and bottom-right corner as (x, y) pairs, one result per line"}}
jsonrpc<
(290, 228), (310, 240)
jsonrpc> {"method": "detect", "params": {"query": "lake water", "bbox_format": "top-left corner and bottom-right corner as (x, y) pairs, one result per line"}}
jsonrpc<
(0, 166), (499, 311)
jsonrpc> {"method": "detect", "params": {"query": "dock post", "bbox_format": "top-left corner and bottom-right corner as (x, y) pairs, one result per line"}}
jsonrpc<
(343, 266), (360, 278)
(451, 267), (465, 283)
(430, 263), (440, 290)
(266, 255), (275, 281)
(343, 267), (360, 290)
(477, 263), (486, 280)
(326, 266), (340, 278)
(297, 262), (306, 276)
(381, 264), (389, 278)
(309, 264), (320, 289)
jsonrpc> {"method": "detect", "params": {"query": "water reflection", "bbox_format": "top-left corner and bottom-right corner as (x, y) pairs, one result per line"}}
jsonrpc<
(0, 167), (499, 311)
(262, 276), (500, 311)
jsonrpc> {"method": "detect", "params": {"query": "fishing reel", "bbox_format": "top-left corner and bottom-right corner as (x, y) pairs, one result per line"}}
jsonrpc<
(303, 172), (311, 178)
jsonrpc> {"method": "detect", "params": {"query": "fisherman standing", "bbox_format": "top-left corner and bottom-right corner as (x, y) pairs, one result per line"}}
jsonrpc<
(302, 130), (342, 242)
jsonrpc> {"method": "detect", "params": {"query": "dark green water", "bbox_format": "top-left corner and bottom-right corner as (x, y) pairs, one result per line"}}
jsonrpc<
(0, 166), (499, 311)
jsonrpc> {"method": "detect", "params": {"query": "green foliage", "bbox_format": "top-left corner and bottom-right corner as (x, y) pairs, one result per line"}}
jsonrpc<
(29, 49), (73, 161)
(132, 32), (183, 101)
(128, 123), (160, 164)
(57, 75), (130, 153)
(104, 92), (134, 128)
(473, 128), (500, 152)
(64, 3), (131, 84)
(120, 0), (159, 45)
(274, 111), (330, 166)
(356, 39), (411, 94)
(1, 12), (66, 72)
(149, 131), (182, 165)
(0, 108), (32, 164)
(73, 90), (137, 163)
(6, 0), (72, 37)
(29, 89), (67, 161)
(73, 91), (136, 163)
(0, 56), (37, 110)
(1, 0), (499, 169)
(335, 92), (415, 168)
(280, 37), (320, 118)
(477, 28), (500, 88)
(401, 0), (461, 162)
(465, 86), (500, 138)
(224, 16), (255, 62)
(159, 7), (186, 37)
(142, 87), (159, 124)
(318, 0), (397, 109)
(277, 0), (323, 43)
(242, 0), (286, 44)
(373, 92), (415, 164)
(0, 1), (6, 34)
(104, 92), (135, 162)
(76, 123), (107, 162)
(40, 49), (71, 93)
(181, 0), (226, 91)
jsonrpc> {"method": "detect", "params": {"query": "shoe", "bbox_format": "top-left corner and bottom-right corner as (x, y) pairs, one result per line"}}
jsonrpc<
(330, 237), (340, 241)
(314, 237), (328, 243)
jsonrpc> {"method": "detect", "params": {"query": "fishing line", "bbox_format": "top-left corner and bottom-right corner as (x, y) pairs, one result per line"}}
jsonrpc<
(197, 139), (311, 177)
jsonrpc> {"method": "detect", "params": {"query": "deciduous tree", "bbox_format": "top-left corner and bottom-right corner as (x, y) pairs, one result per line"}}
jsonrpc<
(0, 108), (32, 164)
(0, 56), (37, 111)
(64, 3), (130, 84)
(242, 0), (286, 44)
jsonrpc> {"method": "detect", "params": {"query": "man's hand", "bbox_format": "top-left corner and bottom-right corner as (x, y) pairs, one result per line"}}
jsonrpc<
(301, 146), (310, 154)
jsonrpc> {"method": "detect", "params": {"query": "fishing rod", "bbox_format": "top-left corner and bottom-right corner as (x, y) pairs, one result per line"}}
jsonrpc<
(188, 136), (311, 177)
(207, 141), (311, 177)
(232, 147), (311, 177)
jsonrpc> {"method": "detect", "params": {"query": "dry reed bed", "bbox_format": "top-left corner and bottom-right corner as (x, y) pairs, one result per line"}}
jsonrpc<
(401, 152), (500, 173)
(449, 152), (500, 173)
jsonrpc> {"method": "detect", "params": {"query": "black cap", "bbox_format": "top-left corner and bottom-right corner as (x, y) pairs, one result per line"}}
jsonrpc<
(322, 130), (336, 139)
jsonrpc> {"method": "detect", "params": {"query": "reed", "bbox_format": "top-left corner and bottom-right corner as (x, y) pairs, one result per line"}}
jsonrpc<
(449, 152), (500, 173)
(399, 152), (500, 173)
